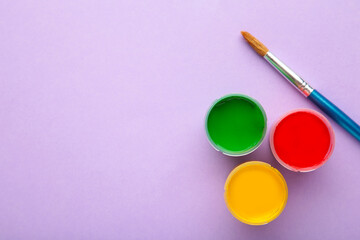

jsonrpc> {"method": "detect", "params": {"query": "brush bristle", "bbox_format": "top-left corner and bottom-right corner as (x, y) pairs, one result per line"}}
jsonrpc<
(241, 31), (269, 57)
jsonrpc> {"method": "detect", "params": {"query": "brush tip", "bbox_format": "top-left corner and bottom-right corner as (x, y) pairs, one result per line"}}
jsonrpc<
(240, 31), (269, 57)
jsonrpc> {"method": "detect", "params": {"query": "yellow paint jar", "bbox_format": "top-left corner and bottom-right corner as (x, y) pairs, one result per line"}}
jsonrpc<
(224, 161), (288, 225)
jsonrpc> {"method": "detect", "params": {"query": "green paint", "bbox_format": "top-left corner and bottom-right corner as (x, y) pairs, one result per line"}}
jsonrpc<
(206, 94), (267, 156)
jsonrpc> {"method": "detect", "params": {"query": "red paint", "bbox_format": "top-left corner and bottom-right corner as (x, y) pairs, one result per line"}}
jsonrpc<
(271, 110), (334, 171)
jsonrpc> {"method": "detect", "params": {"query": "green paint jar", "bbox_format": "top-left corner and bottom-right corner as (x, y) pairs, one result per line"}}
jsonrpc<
(205, 94), (267, 156)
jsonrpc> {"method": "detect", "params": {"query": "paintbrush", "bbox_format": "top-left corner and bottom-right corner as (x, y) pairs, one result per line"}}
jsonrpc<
(241, 31), (360, 142)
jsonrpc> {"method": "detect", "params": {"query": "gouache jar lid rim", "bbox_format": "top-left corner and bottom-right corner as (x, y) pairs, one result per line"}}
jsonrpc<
(224, 161), (288, 225)
(270, 108), (335, 172)
(205, 94), (267, 156)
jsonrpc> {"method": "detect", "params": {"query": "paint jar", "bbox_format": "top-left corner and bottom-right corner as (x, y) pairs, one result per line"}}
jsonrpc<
(270, 109), (335, 172)
(224, 161), (288, 225)
(205, 94), (267, 156)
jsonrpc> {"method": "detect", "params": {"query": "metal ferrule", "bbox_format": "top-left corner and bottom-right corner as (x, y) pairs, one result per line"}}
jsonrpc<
(264, 52), (314, 97)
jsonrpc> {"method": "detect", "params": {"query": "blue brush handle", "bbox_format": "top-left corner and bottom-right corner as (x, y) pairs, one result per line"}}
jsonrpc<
(308, 89), (360, 141)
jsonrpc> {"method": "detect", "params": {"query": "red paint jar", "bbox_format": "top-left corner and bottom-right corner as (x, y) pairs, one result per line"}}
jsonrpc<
(270, 109), (335, 172)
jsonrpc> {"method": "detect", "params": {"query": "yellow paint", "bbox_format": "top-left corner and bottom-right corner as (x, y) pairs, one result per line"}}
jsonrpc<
(224, 161), (288, 225)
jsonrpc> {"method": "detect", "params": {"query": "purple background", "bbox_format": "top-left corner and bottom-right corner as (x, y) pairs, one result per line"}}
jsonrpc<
(1, 0), (360, 239)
